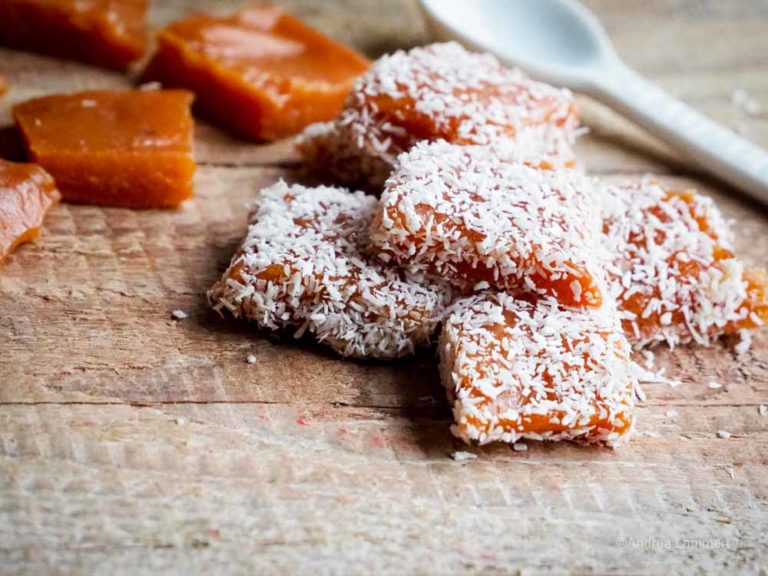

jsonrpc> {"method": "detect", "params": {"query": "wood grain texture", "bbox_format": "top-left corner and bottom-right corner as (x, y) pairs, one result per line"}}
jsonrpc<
(1, 1), (767, 574)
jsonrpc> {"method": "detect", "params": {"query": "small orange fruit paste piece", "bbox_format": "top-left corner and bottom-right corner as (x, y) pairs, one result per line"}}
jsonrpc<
(440, 293), (636, 447)
(299, 42), (579, 190)
(13, 90), (196, 209)
(370, 141), (603, 308)
(602, 178), (768, 348)
(142, 5), (370, 142)
(0, 75), (8, 96)
(0, 0), (147, 71)
(0, 158), (60, 261)
(208, 181), (453, 359)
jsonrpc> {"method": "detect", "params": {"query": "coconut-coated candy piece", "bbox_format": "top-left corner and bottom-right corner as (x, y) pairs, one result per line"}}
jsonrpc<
(208, 181), (453, 359)
(440, 293), (636, 447)
(602, 178), (768, 348)
(370, 141), (603, 308)
(298, 42), (579, 191)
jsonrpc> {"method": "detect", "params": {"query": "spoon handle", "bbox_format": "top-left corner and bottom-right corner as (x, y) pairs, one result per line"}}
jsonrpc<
(590, 61), (768, 205)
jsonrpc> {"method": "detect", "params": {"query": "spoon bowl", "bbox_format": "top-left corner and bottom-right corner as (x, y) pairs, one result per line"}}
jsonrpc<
(422, 0), (615, 89)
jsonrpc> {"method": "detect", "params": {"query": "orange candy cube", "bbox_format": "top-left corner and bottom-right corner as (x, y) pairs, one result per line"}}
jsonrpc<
(440, 293), (636, 446)
(0, 0), (147, 71)
(371, 141), (603, 308)
(0, 75), (7, 96)
(602, 178), (768, 347)
(13, 90), (196, 209)
(0, 158), (60, 261)
(143, 6), (370, 142)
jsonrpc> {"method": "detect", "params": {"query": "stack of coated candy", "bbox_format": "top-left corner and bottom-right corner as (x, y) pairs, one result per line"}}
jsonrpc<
(210, 42), (768, 448)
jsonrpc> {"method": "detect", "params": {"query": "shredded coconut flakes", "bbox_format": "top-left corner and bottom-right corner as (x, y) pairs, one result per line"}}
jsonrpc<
(451, 451), (477, 462)
(732, 88), (763, 116)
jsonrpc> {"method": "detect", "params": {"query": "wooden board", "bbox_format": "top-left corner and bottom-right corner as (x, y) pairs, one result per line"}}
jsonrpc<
(1, 1), (768, 574)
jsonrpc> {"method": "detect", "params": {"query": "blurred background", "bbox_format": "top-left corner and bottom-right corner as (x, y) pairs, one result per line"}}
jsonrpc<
(2, 0), (766, 174)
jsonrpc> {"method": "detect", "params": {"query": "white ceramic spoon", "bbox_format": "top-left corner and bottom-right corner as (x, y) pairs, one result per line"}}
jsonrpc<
(420, 0), (768, 206)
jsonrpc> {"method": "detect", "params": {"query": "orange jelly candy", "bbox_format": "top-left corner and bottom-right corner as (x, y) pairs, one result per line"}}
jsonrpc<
(13, 90), (196, 209)
(371, 141), (603, 308)
(0, 0), (147, 71)
(440, 293), (636, 447)
(143, 6), (370, 142)
(0, 158), (60, 261)
(602, 178), (768, 348)
(0, 75), (7, 96)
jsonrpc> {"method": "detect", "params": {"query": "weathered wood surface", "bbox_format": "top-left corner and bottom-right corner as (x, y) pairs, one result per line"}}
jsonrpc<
(1, 1), (768, 574)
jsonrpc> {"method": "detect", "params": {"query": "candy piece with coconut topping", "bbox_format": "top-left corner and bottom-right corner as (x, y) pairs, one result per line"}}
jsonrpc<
(207, 181), (454, 359)
(298, 42), (579, 191)
(440, 293), (636, 447)
(370, 141), (603, 308)
(602, 178), (768, 348)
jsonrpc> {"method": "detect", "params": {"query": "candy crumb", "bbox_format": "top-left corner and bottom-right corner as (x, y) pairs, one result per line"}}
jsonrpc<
(717, 430), (732, 439)
(171, 309), (188, 320)
(641, 350), (655, 369)
(732, 88), (763, 116)
(735, 330), (752, 355)
(451, 451), (478, 462)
